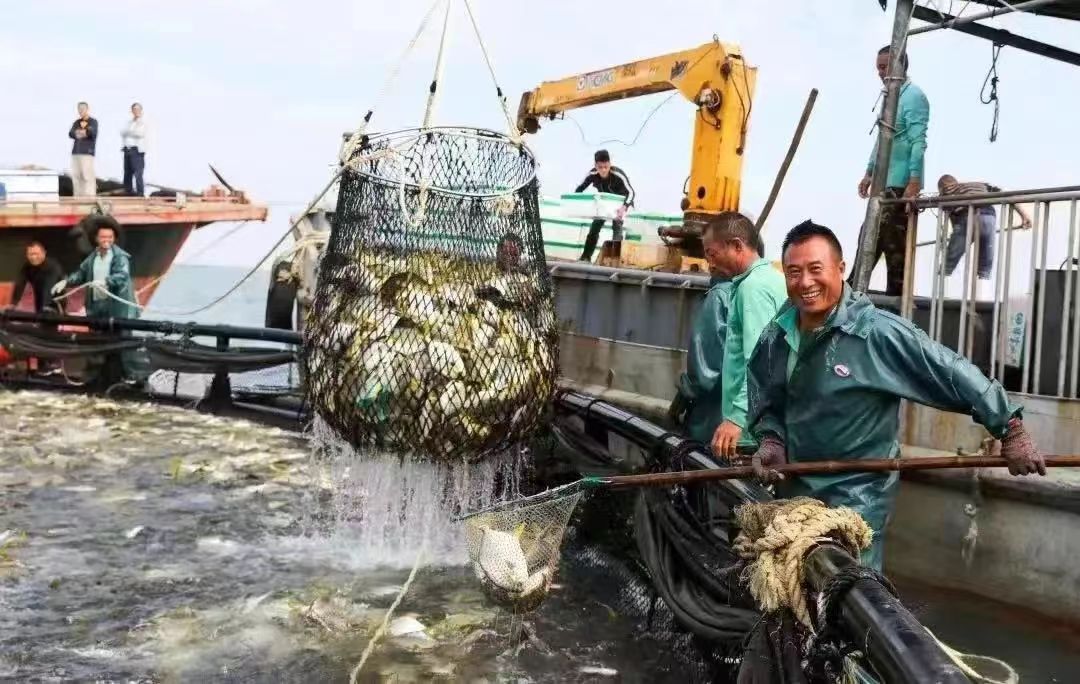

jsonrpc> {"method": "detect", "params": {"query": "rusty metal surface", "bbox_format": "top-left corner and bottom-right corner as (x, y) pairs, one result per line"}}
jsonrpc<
(0, 196), (268, 228)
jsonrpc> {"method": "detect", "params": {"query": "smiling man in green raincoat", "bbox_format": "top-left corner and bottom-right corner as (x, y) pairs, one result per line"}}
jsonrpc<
(52, 222), (145, 384)
(739, 220), (1044, 570)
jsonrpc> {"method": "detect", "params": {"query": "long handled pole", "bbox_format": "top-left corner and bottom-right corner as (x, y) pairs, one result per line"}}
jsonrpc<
(595, 455), (1079, 489)
(755, 88), (818, 231)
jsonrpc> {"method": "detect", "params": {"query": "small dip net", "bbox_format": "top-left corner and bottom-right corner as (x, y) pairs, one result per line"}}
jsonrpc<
(462, 486), (585, 612)
(302, 127), (558, 463)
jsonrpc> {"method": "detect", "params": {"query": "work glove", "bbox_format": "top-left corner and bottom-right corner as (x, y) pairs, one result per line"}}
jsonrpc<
(91, 280), (108, 294)
(667, 390), (692, 429)
(750, 435), (787, 484)
(999, 418), (1046, 476)
(50, 279), (67, 296)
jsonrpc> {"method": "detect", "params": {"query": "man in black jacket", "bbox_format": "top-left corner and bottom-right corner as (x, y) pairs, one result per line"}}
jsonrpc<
(10, 241), (64, 375)
(11, 241), (64, 314)
(574, 149), (635, 262)
(69, 101), (98, 196)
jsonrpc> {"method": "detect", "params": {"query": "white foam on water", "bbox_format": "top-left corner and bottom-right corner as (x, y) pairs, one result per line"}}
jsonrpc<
(301, 416), (526, 569)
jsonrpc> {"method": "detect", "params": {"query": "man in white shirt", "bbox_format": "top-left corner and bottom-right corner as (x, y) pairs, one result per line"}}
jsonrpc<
(121, 102), (147, 197)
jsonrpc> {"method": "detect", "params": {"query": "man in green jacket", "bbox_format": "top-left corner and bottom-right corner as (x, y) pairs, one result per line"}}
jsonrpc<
(741, 220), (1044, 570)
(670, 230), (767, 444)
(698, 212), (788, 460)
(52, 223), (145, 384)
(856, 46), (930, 297)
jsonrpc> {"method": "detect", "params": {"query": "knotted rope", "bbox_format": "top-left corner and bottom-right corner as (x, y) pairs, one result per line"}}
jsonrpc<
(733, 497), (872, 628)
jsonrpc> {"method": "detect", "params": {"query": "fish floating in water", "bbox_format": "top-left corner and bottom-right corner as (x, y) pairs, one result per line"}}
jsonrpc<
(303, 245), (558, 462)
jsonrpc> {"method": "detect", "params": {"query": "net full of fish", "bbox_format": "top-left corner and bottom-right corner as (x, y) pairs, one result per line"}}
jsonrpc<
(302, 127), (557, 464)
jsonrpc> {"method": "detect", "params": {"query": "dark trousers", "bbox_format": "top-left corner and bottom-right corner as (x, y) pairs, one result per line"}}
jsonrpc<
(123, 148), (145, 197)
(852, 187), (909, 296)
(580, 218), (624, 261)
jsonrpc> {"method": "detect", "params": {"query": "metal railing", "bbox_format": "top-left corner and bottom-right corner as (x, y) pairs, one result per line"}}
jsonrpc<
(887, 186), (1080, 398)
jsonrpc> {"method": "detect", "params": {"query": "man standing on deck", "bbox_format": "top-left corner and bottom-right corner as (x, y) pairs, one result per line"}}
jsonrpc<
(701, 212), (788, 460)
(51, 224), (145, 385)
(739, 220), (1044, 570)
(68, 102), (98, 197)
(938, 174), (1033, 279)
(854, 47), (930, 297)
(121, 102), (147, 197)
(574, 150), (635, 262)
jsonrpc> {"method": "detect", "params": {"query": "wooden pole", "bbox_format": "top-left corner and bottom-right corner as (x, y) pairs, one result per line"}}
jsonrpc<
(755, 88), (818, 232)
(600, 455), (1079, 489)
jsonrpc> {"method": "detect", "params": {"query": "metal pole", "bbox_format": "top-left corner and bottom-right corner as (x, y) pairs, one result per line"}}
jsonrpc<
(909, 0), (1060, 36)
(999, 205), (1016, 384)
(1059, 199), (1077, 397)
(1021, 202), (1042, 394)
(1033, 202), (1052, 395)
(990, 203), (1007, 380)
(756, 88), (819, 231)
(890, 185), (1080, 207)
(1070, 201), (1080, 397)
(967, 206), (981, 360)
(854, 0), (914, 292)
(931, 210), (947, 342)
(958, 206), (975, 356)
(901, 210), (918, 320)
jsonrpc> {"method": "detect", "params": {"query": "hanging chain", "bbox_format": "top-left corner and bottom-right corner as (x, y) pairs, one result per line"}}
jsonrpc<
(980, 42), (1003, 143)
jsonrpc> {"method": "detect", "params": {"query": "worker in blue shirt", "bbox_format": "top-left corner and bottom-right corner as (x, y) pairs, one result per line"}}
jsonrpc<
(856, 46), (930, 297)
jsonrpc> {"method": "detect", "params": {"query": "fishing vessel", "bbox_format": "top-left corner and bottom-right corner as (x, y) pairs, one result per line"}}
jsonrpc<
(0, 167), (268, 312)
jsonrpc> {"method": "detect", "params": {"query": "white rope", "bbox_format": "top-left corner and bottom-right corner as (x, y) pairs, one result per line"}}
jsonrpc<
(339, 0), (444, 164)
(927, 629), (1019, 684)
(348, 544), (427, 684)
(460, 0), (521, 144)
(421, 0), (453, 132)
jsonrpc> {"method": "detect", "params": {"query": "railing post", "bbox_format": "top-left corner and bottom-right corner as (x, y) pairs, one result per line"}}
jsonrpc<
(207, 334), (233, 410)
(900, 210), (917, 320)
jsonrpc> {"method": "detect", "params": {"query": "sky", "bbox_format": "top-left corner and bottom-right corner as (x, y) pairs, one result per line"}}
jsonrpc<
(2, 1), (1079, 295)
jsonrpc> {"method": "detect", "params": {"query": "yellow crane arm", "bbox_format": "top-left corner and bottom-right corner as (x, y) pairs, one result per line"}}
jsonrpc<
(516, 39), (757, 219)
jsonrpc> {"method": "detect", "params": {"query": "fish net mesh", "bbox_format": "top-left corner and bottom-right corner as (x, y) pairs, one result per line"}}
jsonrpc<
(302, 127), (558, 463)
(463, 489), (584, 612)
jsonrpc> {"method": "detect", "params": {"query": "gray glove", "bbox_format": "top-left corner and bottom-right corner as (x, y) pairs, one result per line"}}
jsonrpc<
(50, 279), (67, 296)
(751, 435), (787, 484)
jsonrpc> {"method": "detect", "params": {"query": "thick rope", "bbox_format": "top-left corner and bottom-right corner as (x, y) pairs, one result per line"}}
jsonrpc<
(348, 544), (426, 684)
(733, 497), (872, 628)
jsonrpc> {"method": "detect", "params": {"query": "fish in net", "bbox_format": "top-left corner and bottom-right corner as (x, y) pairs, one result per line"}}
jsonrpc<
(302, 127), (558, 463)
(463, 487), (584, 612)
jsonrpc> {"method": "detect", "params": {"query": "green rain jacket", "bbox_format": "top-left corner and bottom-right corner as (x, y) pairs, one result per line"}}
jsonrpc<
(747, 285), (1021, 569)
(866, 80), (930, 190)
(677, 277), (733, 444)
(721, 258), (789, 450)
(65, 246), (139, 319)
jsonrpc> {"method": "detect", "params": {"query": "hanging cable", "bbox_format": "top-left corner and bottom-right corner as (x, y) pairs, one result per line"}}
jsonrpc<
(563, 92), (679, 148)
(981, 42), (1003, 143)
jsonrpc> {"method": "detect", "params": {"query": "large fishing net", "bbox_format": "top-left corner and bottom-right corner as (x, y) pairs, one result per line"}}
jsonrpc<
(302, 127), (558, 463)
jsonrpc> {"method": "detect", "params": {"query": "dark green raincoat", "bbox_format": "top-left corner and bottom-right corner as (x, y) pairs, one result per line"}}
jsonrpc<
(676, 277), (733, 443)
(64, 246), (146, 382)
(65, 246), (139, 320)
(747, 284), (1021, 569)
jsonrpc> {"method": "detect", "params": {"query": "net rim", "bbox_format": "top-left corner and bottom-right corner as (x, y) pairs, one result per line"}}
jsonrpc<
(347, 125), (538, 199)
